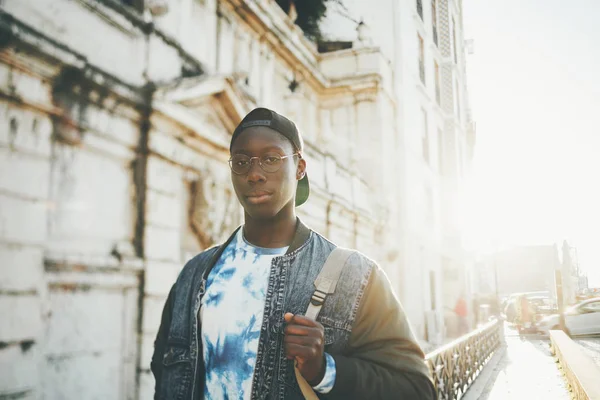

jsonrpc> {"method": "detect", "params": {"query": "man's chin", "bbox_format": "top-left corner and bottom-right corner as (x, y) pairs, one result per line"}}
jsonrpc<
(243, 203), (279, 220)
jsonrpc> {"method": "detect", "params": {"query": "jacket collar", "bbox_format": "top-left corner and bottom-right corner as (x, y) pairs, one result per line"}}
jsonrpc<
(201, 217), (311, 282)
(286, 218), (311, 254)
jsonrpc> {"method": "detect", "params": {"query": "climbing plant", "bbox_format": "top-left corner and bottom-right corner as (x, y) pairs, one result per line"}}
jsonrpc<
(276, 0), (343, 41)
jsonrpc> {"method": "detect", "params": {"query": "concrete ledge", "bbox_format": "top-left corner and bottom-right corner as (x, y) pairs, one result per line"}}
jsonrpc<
(550, 330), (600, 400)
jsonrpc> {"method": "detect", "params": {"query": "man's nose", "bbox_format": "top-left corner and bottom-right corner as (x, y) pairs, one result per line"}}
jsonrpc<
(246, 159), (266, 183)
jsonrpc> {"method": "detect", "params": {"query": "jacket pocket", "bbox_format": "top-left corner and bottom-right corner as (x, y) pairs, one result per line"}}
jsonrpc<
(163, 345), (191, 366)
(321, 322), (351, 354)
(323, 326), (336, 345)
(160, 345), (194, 400)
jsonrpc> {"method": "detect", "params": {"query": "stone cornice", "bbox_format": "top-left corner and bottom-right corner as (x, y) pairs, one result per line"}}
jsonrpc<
(222, 0), (391, 98)
(156, 75), (252, 124)
(0, 11), (148, 106)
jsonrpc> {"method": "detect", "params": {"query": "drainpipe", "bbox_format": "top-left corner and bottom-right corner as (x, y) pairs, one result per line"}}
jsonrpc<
(215, 1), (222, 72)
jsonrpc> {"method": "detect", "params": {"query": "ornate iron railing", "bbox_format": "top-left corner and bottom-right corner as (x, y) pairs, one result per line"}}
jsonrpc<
(425, 319), (504, 400)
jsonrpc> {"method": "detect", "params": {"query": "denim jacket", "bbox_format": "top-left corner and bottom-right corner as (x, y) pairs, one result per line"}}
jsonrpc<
(151, 219), (435, 400)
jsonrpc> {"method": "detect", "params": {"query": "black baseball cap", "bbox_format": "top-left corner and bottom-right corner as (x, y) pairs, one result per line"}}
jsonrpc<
(230, 107), (310, 207)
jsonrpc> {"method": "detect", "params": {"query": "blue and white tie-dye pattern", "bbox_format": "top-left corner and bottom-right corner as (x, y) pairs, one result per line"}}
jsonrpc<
(201, 229), (337, 399)
(201, 230), (287, 399)
(312, 353), (336, 393)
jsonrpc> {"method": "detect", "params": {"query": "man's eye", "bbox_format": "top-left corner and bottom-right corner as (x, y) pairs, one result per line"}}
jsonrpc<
(263, 156), (280, 165)
(235, 160), (249, 167)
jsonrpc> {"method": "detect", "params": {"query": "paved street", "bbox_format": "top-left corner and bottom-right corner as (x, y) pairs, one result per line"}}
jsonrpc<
(464, 326), (570, 400)
(574, 337), (600, 368)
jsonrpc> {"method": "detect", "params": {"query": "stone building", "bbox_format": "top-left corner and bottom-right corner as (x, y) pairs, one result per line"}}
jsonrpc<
(476, 245), (560, 299)
(0, 0), (474, 398)
(321, 0), (476, 341)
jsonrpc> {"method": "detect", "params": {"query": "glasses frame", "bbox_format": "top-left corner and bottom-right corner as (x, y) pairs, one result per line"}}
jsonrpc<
(228, 152), (300, 175)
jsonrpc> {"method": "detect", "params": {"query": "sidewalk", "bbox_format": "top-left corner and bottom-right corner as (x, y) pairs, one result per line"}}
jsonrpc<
(464, 326), (571, 400)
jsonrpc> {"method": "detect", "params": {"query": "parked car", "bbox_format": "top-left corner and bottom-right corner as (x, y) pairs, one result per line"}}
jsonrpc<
(528, 295), (558, 319)
(537, 297), (600, 336)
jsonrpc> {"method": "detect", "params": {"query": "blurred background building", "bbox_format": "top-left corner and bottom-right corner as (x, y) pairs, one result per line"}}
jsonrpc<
(320, 0), (476, 343)
(473, 241), (589, 308)
(0, 0), (475, 397)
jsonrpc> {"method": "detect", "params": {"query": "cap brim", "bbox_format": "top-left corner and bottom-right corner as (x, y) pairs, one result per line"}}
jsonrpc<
(295, 174), (310, 207)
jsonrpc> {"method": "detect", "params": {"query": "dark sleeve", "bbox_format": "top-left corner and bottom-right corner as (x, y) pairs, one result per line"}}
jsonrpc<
(325, 266), (436, 400)
(151, 284), (176, 400)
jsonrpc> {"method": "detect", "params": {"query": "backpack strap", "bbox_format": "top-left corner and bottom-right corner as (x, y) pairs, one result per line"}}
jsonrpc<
(305, 247), (355, 320)
(295, 247), (355, 400)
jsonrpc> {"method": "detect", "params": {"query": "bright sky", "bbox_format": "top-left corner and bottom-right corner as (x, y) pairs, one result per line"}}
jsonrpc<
(461, 0), (600, 286)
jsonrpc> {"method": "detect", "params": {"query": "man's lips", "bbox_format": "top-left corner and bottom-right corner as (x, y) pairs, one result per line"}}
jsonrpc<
(245, 191), (273, 204)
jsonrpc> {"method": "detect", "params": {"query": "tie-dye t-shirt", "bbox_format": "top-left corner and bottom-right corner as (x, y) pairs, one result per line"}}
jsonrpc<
(201, 229), (337, 399)
(201, 230), (287, 399)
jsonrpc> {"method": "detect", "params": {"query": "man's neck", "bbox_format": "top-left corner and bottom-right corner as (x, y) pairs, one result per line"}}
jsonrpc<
(243, 210), (297, 249)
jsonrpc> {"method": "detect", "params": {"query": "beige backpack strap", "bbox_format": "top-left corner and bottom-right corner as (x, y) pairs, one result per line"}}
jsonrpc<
(295, 365), (320, 400)
(305, 247), (354, 320)
(295, 247), (354, 399)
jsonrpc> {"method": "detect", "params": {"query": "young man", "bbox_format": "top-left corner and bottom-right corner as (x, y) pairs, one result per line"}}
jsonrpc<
(151, 108), (435, 400)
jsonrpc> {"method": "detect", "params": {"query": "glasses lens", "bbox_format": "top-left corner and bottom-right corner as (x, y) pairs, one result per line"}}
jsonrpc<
(230, 155), (251, 174)
(260, 154), (283, 173)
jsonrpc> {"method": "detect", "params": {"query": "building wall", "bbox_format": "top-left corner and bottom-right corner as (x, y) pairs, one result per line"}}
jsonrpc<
(0, 43), (145, 398)
(321, 0), (475, 342)
(0, 0), (407, 398)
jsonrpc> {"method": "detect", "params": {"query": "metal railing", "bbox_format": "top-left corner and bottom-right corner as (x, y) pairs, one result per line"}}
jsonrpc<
(425, 319), (504, 400)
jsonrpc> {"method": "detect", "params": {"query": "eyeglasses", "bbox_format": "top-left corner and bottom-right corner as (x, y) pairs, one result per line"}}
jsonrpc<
(228, 152), (299, 175)
(229, 153), (300, 175)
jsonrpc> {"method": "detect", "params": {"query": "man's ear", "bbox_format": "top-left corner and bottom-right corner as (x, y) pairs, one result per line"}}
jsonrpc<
(296, 158), (307, 180)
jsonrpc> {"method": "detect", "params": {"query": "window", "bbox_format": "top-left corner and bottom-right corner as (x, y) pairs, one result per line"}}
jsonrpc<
(429, 271), (437, 310)
(119, 0), (144, 13)
(418, 34), (426, 85)
(452, 16), (458, 64)
(582, 301), (600, 312)
(455, 79), (462, 121)
(434, 60), (441, 105)
(417, 0), (423, 20)
(438, 128), (444, 174)
(432, 0), (438, 46)
(421, 108), (429, 163)
(424, 187), (433, 226)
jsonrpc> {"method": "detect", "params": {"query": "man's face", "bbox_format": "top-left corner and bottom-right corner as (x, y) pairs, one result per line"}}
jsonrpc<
(230, 126), (306, 220)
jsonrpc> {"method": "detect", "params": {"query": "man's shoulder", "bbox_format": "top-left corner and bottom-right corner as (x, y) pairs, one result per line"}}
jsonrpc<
(309, 230), (378, 278)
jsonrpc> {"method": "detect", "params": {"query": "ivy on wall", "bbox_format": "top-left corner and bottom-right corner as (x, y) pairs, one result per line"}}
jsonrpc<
(276, 0), (342, 41)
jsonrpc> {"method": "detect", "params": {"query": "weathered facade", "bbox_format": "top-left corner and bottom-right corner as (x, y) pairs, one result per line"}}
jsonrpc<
(322, 0), (476, 342)
(0, 0), (474, 398)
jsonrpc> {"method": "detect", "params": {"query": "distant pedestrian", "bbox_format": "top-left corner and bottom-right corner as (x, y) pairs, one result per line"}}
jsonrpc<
(454, 295), (469, 335)
(516, 295), (534, 332)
